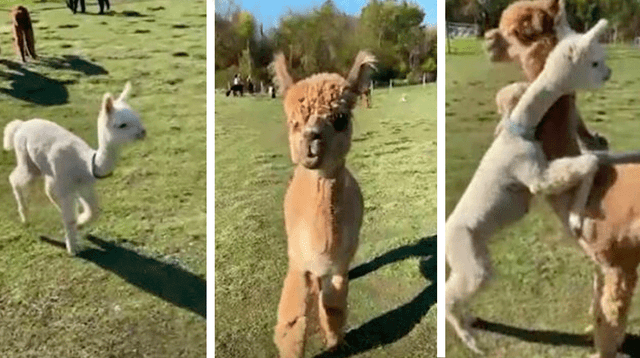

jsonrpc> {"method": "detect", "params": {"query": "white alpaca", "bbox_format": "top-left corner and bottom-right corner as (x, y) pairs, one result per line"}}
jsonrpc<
(3, 82), (146, 255)
(445, 20), (612, 354)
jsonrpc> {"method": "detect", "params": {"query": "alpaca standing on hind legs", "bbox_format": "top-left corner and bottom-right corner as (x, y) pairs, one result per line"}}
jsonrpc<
(3, 82), (146, 255)
(445, 19), (613, 354)
(271, 51), (375, 358)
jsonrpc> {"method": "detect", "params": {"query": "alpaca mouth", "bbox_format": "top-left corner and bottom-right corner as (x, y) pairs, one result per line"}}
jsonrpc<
(137, 129), (147, 139)
(302, 139), (322, 169)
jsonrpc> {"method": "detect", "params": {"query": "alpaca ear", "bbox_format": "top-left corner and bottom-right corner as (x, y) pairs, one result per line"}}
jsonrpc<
(117, 81), (132, 102)
(553, 0), (574, 40)
(583, 19), (608, 44)
(345, 50), (377, 95)
(573, 19), (608, 60)
(270, 53), (294, 96)
(103, 93), (114, 117)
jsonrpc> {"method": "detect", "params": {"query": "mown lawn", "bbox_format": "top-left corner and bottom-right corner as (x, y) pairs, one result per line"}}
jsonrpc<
(446, 38), (640, 357)
(0, 1), (205, 356)
(215, 84), (437, 357)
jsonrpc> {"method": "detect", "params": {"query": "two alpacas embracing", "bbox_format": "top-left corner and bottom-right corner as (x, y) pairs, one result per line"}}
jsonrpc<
(448, 0), (640, 357)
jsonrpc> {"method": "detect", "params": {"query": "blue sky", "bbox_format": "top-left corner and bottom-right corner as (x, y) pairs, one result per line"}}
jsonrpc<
(215, 0), (437, 29)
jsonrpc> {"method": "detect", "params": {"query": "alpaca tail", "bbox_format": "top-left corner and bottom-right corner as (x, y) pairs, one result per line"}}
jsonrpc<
(3, 120), (24, 151)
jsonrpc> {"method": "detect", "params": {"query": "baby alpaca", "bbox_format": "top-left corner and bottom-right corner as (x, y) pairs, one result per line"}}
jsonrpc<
(445, 20), (611, 354)
(3, 82), (145, 255)
(272, 51), (375, 358)
(11, 6), (37, 63)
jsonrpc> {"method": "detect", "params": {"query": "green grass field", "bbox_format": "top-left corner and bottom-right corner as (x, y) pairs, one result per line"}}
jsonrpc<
(0, 1), (205, 356)
(215, 84), (437, 357)
(446, 38), (640, 357)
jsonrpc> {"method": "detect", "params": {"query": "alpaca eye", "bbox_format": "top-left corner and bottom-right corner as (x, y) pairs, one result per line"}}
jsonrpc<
(333, 113), (349, 132)
(592, 62), (599, 68)
(118, 123), (127, 129)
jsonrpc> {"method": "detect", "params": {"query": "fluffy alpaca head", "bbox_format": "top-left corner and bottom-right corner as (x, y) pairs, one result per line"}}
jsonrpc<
(489, 0), (571, 80)
(98, 82), (146, 147)
(543, 19), (611, 91)
(271, 51), (375, 172)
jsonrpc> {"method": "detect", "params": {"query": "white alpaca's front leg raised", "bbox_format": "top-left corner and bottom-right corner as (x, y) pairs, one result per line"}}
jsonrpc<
(567, 156), (599, 236)
(77, 186), (99, 228)
(518, 153), (599, 197)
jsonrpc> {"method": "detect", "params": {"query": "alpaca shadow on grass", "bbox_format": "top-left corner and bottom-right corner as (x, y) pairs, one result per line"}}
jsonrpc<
(0, 59), (74, 105)
(39, 55), (109, 76)
(472, 319), (640, 357)
(314, 235), (437, 358)
(40, 234), (206, 318)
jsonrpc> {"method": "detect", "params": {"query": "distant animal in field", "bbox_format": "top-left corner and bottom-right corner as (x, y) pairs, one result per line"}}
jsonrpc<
(268, 85), (276, 98)
(225, 84), (243, 97)
(361, 87), (371, 108)
(66, 0), (110, 14)
(11, 6), (37, 63)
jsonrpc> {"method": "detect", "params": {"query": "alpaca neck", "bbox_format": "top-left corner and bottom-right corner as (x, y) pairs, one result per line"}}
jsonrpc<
(94, 117), (120, 178)
(93, 142), (120, 178)
(508, 72), (568, 138)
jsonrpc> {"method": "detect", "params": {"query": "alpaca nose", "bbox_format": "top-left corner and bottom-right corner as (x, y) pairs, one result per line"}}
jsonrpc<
(604, 67), (612, 81)
(304, 127), (322, 141)
(139, 128), (147, 139)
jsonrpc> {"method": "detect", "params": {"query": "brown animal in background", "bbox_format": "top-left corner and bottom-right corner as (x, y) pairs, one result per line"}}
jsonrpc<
(271, 51), (375, 358)
(11, 6), (37, 63)
(361, 87), (372, 108)
(487, 0), (640, 357)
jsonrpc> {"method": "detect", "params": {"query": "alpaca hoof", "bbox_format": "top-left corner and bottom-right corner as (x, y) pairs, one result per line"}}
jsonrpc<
(460, 329), (484, 355)
(569, 212), (583, 237)
(66, 243), (79, 256)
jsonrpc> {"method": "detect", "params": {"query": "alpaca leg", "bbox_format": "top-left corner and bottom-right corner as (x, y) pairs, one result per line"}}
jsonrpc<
(105, 0), (110, 11)
(586, 268), (604, 333)
(318, 274), (348, 350)
(9, 166), (36, 223)
(445, 224), (491, 355)
(568, 164), (598, 236)
(520, 153), (599, 196)
(44, 176), (62, 212)
(24, 26), (36, 60)
(59, 194), (80, 255)
(79, 0), (86, 13)
(592, 266), (636, 358)
(77, 185), (99, 228)
(98, 0), (105, 14)
(13, 25), (26, 62)
(274, 268), (312, 358)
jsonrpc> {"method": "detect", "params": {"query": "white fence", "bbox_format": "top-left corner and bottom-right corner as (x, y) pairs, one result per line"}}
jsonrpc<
(447, 22), (479, 38)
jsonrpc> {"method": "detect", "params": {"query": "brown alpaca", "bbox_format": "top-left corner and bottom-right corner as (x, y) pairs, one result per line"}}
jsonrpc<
(11, 6), (37, 63)
(271, 51), (375, 358)
(488, 0), (640, 357)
